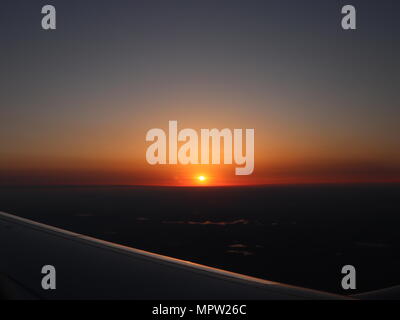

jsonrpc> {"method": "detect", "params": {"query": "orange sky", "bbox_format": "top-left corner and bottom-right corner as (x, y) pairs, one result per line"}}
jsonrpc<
(1, 94), (400, 186)
(2, 113), (400, 186)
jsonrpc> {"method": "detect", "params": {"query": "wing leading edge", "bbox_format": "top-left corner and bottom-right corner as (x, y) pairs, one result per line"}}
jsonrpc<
(0, 211), (347, 300)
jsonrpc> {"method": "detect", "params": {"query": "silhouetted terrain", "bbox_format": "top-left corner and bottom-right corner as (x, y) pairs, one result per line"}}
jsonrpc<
(1, 184), (399, 294)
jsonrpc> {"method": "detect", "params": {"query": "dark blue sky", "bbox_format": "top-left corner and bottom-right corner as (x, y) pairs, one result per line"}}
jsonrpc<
(0, 0), (399, 185)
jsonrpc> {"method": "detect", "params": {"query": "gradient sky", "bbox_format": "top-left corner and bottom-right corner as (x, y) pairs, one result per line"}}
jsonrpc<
(1, 0), (399, 186)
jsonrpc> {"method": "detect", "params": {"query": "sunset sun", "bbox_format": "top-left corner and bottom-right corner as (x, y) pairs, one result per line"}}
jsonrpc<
(197, 175), (206, 182)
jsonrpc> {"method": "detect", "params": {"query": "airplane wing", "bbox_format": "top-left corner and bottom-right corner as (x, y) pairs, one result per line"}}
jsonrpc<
(0, 211), (351, 300)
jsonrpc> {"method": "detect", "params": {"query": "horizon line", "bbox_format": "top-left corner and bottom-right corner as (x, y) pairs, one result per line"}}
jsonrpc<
(1, 181), (400, 188)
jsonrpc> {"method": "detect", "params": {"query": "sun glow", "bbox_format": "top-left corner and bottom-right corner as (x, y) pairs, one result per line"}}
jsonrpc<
(197, 175), (206, 182)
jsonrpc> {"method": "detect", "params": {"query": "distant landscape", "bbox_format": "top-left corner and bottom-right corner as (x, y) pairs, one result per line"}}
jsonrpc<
(1, 184), (399, 294)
